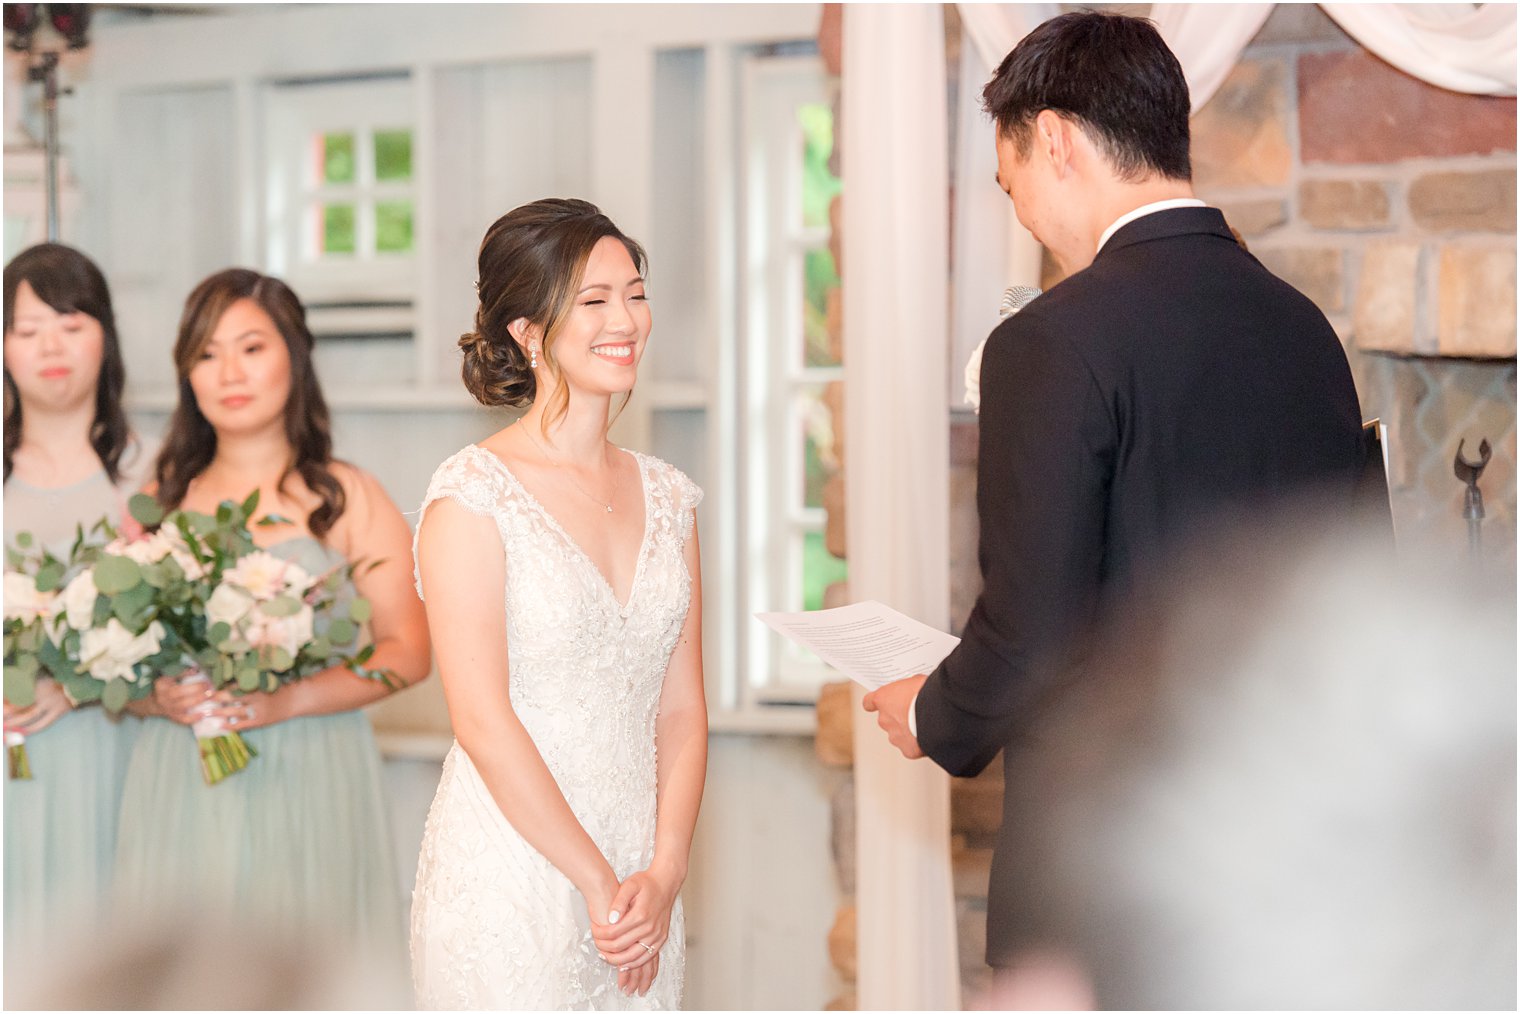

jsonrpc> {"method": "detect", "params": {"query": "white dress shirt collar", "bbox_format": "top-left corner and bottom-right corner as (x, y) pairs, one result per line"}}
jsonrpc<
(1097, 198), (1208, 253)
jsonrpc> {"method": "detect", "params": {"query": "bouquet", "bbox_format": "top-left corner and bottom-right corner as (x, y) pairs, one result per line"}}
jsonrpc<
(126, 492), (394, 785)
(4, 522), (187, 778)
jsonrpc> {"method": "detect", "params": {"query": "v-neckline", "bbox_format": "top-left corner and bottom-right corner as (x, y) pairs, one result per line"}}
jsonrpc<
(472, 443), (652, 616)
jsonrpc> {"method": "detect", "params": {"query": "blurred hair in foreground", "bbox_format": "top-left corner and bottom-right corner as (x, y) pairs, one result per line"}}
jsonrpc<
(979, 511), (1515, 1011)
(6, 906), (410, 1010)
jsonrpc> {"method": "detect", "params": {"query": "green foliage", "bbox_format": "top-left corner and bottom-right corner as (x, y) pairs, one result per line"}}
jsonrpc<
(4, 664), (36, 707)
(34, 558), (65, 593)
(129, 493), (165, 528)
(94, 555), (143, 595)
(326, 618), (356, 645)
(349, 598), (372, 624)
(101, 678), (129, 713)
(259, 596), (303, 618)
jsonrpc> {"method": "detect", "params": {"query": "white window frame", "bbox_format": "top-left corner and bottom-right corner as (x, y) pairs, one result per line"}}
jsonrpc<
(738, 53), (842, 709)
(263, 74), (417, 337)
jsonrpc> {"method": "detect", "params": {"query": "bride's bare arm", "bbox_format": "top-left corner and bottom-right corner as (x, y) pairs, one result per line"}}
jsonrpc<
(202, 467), (432, 727)
(417, 495), (620, 918)
(593, 519), (708, 986)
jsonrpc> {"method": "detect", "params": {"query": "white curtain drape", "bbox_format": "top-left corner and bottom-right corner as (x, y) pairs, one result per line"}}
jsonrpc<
(1321, 3), (1517, 95)
(841, 5), (960, 1010)
(1151, 3), (1274, 112)
(1153, 3), (1517, 110)
(947, 3), (1054, 406)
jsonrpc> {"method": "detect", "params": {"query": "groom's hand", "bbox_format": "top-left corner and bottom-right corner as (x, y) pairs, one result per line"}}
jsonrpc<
(862, 674), (928, 759)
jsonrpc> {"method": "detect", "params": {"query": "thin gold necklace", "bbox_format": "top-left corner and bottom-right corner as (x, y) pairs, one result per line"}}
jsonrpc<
(519, 423), (617, 514)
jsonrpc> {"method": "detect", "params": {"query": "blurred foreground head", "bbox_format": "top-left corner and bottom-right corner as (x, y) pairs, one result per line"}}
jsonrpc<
(7, 907), (410, 1010)
(988, 520), (1515, 1010)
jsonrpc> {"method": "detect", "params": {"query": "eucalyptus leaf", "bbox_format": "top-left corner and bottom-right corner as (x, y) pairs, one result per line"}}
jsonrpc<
(348, 598), (373, 624)
(101, 678), (130, 713)
(3, 665), (36, 707)
(236, 665), (262, 692)
(255, 513), (296, 528)
(223, 639), (251, 655)
(207, 622), (231, 646)
(128, 493), (165, 528)
(241, 489), (261, 518)
(140, 561), (171, 589)
(267, 646), (294, 672)
(259, 596), (302, 618)
(14, 531), (33, 549)
(94, 555), (143, 595)
(306, 637), (331, 658)
(326, 618), (356, 645)
(5, 548), (23, 569)
(35, 560), (64, 593)
(14, 653), (39, 678)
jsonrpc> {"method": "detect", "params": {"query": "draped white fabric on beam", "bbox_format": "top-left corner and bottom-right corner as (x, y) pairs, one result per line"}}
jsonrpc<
(1152, 3), (1517, 108)
(1151, 3), (1273, 113)
(841, 5), (960, 1010)
(1321, 3), (1517, 95)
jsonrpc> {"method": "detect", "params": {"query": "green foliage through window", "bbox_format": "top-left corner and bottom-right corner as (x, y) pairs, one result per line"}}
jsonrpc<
(323, 203), (355, 254)
(374, 129), (412, 182)
(803, 531), (847, 613)
(376, 200), (413, 253)
(322, 133), (355, 184)
(799, 103), (841, 230)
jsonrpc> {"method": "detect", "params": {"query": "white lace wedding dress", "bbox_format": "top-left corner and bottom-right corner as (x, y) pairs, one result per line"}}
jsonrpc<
(409, 444), (701, 1011)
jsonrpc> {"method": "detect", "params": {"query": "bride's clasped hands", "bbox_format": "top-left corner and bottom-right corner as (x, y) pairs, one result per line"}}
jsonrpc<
(592, 863), (683, 996)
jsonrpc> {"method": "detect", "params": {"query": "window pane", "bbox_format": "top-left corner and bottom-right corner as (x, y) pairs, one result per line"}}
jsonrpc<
(803, 247), (840, 368)
(376, 199), (414, 253)
(800, 384), (837, 509)
(322, 203), (356, 254)
(322, 132), (355, 184)
(374, 129), (412, 182)
(798, 102), (841, 230)
(802, 530), (846, 613)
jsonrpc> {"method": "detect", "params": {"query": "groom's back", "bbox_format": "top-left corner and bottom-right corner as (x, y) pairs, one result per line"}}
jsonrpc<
(1022, 206), (1366, 586)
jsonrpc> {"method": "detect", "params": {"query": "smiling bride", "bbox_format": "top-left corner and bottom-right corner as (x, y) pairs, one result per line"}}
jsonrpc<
(409, 199), (708, 1010)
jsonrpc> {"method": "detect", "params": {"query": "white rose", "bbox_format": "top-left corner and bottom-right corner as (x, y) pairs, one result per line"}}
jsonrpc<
(60, 570), (99, 632)
(79, 619), (165, 683)
(225, 552), (295, 600)
(104, 533), (173, 566)
(247, 603), (314, 663)
(963, 336), (987, 414)
(3, 571), (56, 624)
(205, 582), (255, 631)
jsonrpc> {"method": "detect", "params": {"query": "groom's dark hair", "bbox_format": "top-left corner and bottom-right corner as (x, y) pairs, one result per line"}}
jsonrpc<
(983, 11), (1192, 183)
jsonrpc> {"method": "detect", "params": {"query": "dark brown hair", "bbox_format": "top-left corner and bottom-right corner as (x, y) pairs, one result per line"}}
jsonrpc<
(983, 11), (1192, 183)
(3, 243), (132, 482)
(460, 198), (647, 429)
(154, 268), (346, 540)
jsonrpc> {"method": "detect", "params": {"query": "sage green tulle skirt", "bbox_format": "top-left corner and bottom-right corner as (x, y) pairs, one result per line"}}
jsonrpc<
(112, 710), (405, 961)
(3, 707), (139, 961)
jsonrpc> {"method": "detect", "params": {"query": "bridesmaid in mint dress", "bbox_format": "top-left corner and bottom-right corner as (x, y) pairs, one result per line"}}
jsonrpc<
(3, 244), (149, 968)
(112, 268), (432, 962)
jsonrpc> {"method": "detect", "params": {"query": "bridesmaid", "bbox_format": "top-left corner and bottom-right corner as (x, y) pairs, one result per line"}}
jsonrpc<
(3, 243), (149, 961)
(113, 268), (431, 959)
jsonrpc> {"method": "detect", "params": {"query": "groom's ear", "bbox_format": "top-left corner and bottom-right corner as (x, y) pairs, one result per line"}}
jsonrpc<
(1034, 109), (1076, 177)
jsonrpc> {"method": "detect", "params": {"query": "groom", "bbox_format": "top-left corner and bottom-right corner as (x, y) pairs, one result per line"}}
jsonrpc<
(864, 11), (1369, 971)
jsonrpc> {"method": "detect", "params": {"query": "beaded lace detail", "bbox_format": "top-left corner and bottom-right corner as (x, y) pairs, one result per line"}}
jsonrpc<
(409, 444), (701, 1011)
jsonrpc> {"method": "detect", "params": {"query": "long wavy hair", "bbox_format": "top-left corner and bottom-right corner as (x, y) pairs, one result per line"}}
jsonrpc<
(3, 243), (132, 483)
(154, 268), (347, 540)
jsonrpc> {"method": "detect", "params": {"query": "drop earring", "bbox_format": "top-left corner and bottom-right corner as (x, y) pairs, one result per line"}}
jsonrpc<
(529, 343), (539, 370)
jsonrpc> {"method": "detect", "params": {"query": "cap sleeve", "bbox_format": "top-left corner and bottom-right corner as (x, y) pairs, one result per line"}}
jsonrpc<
(411, 446), (505, 600)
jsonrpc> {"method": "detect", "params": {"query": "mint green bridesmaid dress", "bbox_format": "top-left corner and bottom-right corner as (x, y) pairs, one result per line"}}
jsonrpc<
(3, 470), (141, 970)
(111, 537), (405, 962)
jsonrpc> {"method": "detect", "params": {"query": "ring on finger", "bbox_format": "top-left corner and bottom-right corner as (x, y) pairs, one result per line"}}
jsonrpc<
(638, 941), (656, 955)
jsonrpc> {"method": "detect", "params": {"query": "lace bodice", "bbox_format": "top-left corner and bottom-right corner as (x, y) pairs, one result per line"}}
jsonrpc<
(409, 443), (701, 1010)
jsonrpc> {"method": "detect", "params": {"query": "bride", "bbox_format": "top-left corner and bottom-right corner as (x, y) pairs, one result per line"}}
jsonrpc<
(410, 198), (708, 1010)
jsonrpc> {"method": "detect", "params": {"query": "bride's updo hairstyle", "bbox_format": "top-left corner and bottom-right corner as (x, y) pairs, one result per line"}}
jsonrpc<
(461, 198), (648, 429)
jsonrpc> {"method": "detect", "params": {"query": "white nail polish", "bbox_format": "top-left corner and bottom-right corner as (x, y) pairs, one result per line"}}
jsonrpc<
(609, 910), (620, 924)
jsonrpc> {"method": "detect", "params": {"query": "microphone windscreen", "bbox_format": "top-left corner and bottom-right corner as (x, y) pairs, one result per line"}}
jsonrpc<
(998, 285), (1042, 319)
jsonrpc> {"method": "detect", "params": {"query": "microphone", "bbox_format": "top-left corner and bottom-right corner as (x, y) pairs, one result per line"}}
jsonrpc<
(998, 285), (1042, 320)
(967, 286), (1042, 414)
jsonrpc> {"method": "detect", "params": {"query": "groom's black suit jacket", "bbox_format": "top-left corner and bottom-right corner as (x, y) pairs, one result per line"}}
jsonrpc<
(915, 206), (1367, 964)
